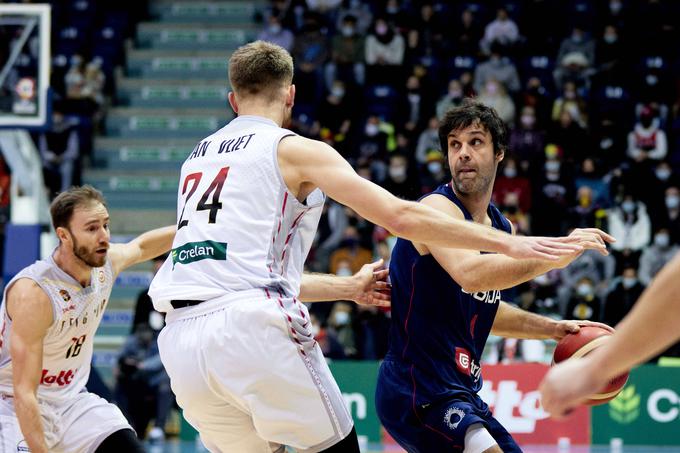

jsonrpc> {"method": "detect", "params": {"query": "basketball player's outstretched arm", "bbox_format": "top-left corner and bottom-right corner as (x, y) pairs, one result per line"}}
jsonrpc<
(299, 259), (390, 306)
(108, 225), (176, 276)
(6, 279), (53, 453)
(413, 195), (613, 292)
(540, 253), (680, 418)
(278, 136), (581, 260)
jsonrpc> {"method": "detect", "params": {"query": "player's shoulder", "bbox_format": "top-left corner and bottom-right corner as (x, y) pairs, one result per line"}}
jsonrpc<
(420, 193), (465, 219)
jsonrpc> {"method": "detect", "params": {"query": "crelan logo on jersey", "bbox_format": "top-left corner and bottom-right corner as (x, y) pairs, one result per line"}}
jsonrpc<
(172, 241), (227, 268)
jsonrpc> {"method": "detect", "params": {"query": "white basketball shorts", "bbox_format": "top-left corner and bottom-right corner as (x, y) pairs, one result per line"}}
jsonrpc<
(158, 289), (354, 453)
(0, 391), (131, 453)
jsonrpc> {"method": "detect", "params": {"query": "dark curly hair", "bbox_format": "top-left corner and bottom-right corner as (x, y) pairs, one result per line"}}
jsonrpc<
(438, 99), (508, 156)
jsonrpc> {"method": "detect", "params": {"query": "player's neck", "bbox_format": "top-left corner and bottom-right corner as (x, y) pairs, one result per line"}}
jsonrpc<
(235, 102), (285, 127)
(452, 184), (493, 224)
(53, 246), (92, 287)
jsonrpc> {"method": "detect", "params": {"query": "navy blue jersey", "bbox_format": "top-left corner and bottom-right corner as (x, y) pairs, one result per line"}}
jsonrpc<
(385, 183), (512, 405)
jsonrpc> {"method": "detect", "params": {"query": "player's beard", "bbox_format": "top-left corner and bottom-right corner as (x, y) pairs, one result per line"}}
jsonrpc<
(70, 231), (107, 268)
(452, 168), (494, 195)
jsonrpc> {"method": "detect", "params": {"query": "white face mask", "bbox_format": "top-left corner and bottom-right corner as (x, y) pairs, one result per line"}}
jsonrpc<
(331, 86), (345, 98)
(545, 161), (560, 172)
(311, 324), (320, 336)
(576, 283), (593, 297)
(336, 267), (353, 277)
(520, 115), (535, 128)
(604, 34), (618, 44)
(149, 311), (164, 331)
(621, 200), (636, 213)
(389, 166), (407, 180)
(485, 83), (499, 95)
(622, 277), (637, 289)
(365, 123), (379, 136)
(656, 168), (671, 181)
(428, 162), (443, 174)
(341, 26), (354, 37)
(654, 233), (670, 248)
(666, 195), (680, 210)
(333, 311), (350, 326)
(376, 24), (388, 35)
(503, 167), (517, 178)
(269, 24), (282, 34)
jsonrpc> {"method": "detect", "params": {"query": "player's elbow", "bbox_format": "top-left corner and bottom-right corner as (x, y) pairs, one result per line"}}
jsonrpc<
(385, 202), (418, 238)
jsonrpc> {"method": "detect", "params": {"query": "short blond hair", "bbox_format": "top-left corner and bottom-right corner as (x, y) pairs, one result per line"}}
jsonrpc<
(228, 40), (294, 97)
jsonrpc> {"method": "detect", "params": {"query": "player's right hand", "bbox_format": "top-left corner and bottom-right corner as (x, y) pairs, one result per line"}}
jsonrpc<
(503, 235), (583, 261)
(552, 228), (617, 268)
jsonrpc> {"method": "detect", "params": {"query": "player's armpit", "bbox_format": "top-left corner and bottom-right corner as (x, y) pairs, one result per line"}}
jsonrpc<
(7, 279), (52, 453)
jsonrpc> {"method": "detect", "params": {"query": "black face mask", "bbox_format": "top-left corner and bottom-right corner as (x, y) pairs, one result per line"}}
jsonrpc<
(640, 117), (653, 128)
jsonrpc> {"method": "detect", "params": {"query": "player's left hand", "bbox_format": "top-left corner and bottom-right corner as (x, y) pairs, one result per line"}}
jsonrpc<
(550, 320), (615, 341)
(539, 357), (604, 419)
(350, 259), (391, 307)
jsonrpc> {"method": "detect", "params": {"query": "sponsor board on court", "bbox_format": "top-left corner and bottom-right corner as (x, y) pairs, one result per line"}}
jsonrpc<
(592, 365), (680, 445)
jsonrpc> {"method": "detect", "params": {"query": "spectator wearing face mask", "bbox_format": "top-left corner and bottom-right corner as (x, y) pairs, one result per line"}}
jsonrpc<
(568, 186), (606, 230)
(365, 17), (405, 84)
(638, 228), (679, 286)
(325, 14), (365, 90)
(493, 158), (531, 213)
(607, 194), (651, 270)
(627, 105), (667, 163)
(327, 302), (356, 358)
(479, 8), (520, 55)
(396, 75), (430, 135)
(554, 26), (595, 91)
(602, 266), (645, 327)
(548, 108), (589, 164)
(564, 276), (602, 322)
(594, 24), (626, 83)
(329, 226), (373, 275)
(309, 313), (346, 359)
(531, 146), (574, 236)
(509, 105), (546, 173)
(419, 150), (447, 194)
(357, 115), (390, 165)
(477, 79), (515, 125)
(257, 13), (295, 52)
(435, 79), (464, 120)
(415, 116), (440, 165)
(575, 157), (611, 208)
(662, 186), (680, 245)
(551, 81), (588, 128)
(382, 153), (420, 201)
(473, 41), (520, 94)
(317, 80), (353, 152)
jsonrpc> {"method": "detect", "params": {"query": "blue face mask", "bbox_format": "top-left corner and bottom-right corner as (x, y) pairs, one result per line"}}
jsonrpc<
(622, 277), (637, 289)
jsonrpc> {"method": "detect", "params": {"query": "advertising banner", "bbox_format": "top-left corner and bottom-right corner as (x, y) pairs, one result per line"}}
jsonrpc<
(479, 363), (590, 444)
(591, 365), (680, 445)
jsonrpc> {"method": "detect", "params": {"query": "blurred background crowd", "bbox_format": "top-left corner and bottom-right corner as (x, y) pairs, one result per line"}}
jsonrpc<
(2, 0), (680, 443)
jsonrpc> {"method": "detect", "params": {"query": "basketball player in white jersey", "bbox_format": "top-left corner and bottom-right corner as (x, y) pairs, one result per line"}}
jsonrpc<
(149, 41), (582, 453)
(540, 254), (680, 417)
(0, 186), (175, 453)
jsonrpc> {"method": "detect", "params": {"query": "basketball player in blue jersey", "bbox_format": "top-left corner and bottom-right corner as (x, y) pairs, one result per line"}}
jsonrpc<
(376, 101), (615, 453)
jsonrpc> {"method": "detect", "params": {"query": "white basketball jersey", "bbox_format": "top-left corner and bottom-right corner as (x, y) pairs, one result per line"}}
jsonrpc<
(150, 115), (325, 312)
(0, 255), (114, 402)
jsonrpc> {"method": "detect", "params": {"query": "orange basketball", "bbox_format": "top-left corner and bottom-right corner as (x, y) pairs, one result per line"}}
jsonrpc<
(552, 325), (629, 405)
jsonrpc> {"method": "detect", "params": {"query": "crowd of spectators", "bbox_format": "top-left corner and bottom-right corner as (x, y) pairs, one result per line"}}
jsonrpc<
(256, 0), (680, 362)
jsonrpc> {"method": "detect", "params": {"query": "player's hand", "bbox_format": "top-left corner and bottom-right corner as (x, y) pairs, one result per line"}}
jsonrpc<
(567, 228), (615, 256)
(350, 259), (391, 307)
(540, 357), (605, 419)
(503, 235), (583, 261)
(550, 320), (615, 341)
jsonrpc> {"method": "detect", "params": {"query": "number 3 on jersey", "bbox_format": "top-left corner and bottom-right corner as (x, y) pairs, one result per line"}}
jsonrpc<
(178, 167), (230, 229)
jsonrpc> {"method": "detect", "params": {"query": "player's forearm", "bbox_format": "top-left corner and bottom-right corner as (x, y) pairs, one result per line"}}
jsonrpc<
(583, 254), (680, 379)
(133, 225), (176, 262)
(393, 202), (511, 254)
(14, 392), (48, 453)
(299, 273), (356, 302)
(455, 254), (553, 292)
(491, 302), (558, 339)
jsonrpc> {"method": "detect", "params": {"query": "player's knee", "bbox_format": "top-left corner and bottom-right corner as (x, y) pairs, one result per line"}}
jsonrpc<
(95, 428), (145, 453)
(464, 423), (500, 453)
